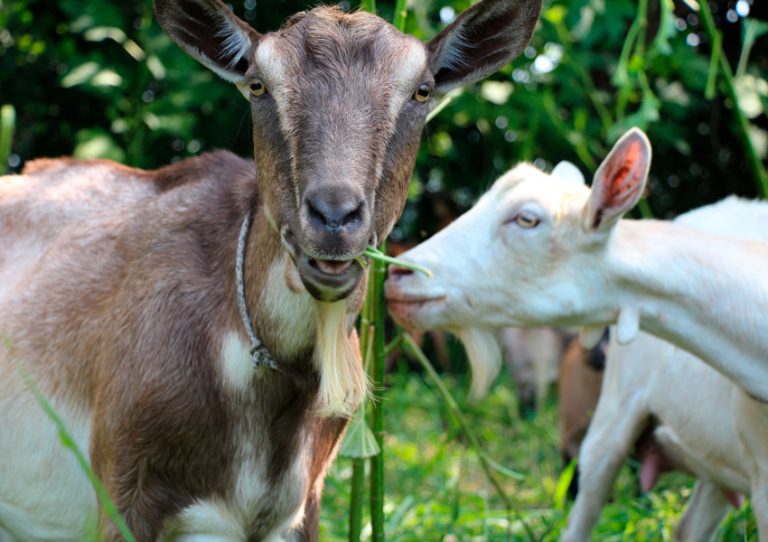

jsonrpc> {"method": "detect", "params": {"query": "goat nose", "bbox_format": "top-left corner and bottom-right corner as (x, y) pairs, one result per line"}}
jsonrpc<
(305, 190), (365, 232)
(388, 264), (414, 279)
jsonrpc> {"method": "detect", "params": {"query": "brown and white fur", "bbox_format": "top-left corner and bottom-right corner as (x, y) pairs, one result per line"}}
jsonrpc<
(385, 129), (768, 538)
(0, 0), (542, 540)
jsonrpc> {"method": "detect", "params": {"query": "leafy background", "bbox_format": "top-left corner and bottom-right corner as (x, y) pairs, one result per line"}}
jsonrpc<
(1, 0), (767, 539)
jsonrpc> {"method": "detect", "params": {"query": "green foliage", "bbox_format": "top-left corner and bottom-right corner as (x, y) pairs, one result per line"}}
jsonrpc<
(3, 0), (766, 223)
(321, 368), (758, 541)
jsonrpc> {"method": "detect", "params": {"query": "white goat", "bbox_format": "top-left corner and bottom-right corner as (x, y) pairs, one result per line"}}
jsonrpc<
(569, 195), (768, 541)
(385, 128), (768, 537)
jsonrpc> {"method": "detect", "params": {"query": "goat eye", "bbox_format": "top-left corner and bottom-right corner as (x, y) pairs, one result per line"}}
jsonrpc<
(250, 81), (267, 97)
(514, 213), (540, 228)
(413, 84), (431, 103)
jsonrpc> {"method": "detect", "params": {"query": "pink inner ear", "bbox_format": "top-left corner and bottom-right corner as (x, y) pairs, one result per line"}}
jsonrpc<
(603, 140), (643, 210)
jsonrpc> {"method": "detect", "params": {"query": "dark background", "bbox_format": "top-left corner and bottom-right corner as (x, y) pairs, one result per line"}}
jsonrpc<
(1, 0), (767, 244)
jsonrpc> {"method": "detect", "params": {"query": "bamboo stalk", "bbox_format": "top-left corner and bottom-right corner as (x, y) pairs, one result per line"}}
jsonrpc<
(348, 322), (375, 542)
(348, 458), (366, 541)
(360, 0), (376, 15)
(369, 243), (387, 541)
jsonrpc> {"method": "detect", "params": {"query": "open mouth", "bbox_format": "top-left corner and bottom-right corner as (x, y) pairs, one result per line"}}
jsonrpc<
(296, 251), (364, 301)
(281, 227), (366, 301)
(309, 258), (354, 276)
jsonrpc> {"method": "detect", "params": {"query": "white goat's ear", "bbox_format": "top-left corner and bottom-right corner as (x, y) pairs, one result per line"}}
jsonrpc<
(551, 161), (585, 185)
(154, 0), (260, 84)
(427, 0), (542, 93)
(583, 128), (651, 232)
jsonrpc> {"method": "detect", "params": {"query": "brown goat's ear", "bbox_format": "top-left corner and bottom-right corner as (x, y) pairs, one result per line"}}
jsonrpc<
(583, 128), (652, 232)
(154, 0), (260, 83)
(427, 0), (542, 93)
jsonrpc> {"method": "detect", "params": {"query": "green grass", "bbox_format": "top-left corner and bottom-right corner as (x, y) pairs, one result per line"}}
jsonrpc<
(321, 364), (758, 541)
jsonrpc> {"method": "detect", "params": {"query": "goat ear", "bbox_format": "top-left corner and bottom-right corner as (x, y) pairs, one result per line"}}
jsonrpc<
(551, 161), (585, 185)
(154, 0), (260, 84)
(427, 0), (542, 93)
(583, 128), (651, 232)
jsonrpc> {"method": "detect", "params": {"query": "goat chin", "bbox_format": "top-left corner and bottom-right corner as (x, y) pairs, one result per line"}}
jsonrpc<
(315, 300), (368, 417)
(456, 327), (502, 400)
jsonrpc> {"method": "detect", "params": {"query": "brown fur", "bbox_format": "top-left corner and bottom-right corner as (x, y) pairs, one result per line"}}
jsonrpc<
(558, 337), (605, 464)
(1, 0), (542, 538)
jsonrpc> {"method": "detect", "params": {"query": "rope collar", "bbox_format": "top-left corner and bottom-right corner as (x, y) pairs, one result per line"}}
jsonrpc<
(236, 210), (277, 370)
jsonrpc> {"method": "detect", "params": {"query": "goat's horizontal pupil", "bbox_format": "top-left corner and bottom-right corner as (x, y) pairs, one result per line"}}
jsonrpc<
(250, 82), (266, 96)
(414, 85), (431, 102)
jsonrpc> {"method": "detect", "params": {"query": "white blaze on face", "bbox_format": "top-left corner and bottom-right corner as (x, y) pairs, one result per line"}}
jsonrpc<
(255, 37), (290, 105)
(387, 40), (428, 120)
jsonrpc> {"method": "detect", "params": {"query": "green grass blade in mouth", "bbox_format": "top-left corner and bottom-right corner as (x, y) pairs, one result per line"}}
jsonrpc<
(362, 246), (432, 278)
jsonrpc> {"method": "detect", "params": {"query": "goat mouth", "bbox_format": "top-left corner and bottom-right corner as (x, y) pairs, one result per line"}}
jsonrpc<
(280, 227), (366, 301)
(296, 251), (363, 302)
(308, 257), (354, 276)
(385, 294), (446, 306)
(385, 293), (447, 329)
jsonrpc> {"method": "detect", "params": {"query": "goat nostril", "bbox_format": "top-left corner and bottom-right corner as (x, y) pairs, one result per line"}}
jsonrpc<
(340, 202), (364, 228)
(307, 200), (328, 227)
(388, 264), (414, 279)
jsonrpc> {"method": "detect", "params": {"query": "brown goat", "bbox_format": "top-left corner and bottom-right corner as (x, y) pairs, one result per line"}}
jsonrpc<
(0, 0), (542, 540)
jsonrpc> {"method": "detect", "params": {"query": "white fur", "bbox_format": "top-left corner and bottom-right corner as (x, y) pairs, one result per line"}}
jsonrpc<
(0, 366), (96, 541)
(254, 37), (293, 140)
(550, 161), (585, 185)
(456, 327), (501, 399)
(177, 10), (253, 84)
(501, 327), (565, 409)
(565, 331), (764, 541)
(254, 37), (288, 94)
(259, 259), (317, 361)
(315, 301), (367, 417)
(564, 197), (768, 541)
(219, 332), (256, 392)
(162, 418), (309, 541)
(387, 41), (428, 119)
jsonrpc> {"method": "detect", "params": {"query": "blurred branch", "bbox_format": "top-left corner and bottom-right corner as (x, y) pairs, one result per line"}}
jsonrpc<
(697, 0), (768, 197)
